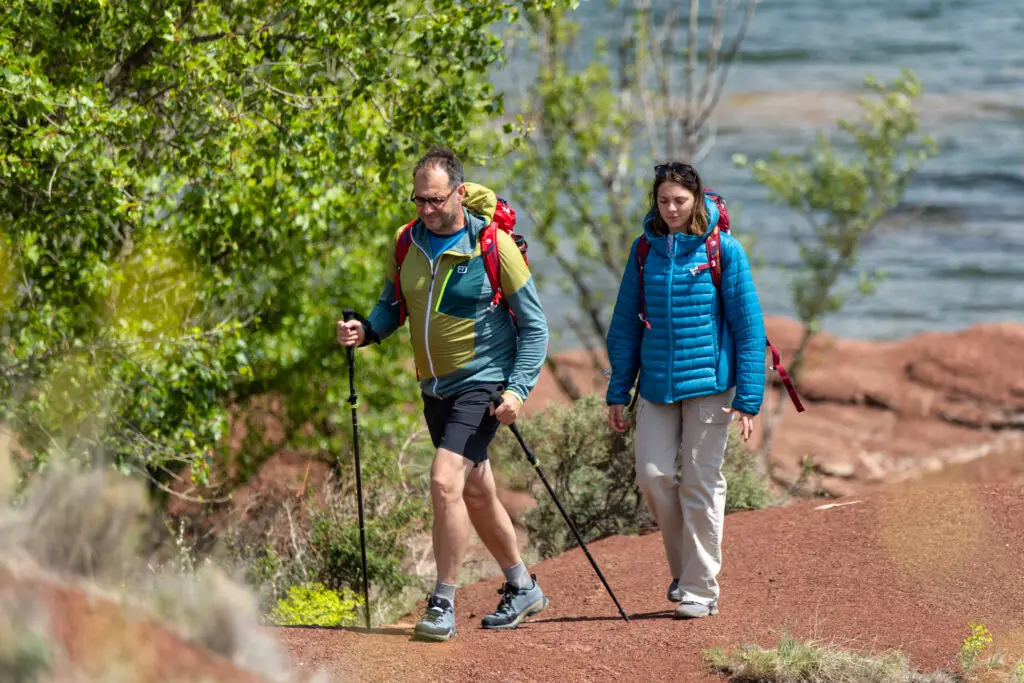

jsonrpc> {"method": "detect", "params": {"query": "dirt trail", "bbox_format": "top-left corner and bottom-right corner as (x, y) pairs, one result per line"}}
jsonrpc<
(278, 480), (1024, 682)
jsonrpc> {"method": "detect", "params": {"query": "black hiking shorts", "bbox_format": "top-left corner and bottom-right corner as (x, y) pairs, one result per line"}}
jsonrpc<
(422, 383), (503, 465)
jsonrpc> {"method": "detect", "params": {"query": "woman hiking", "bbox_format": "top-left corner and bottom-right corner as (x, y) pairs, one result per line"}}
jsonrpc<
(605, 161), (766, 619)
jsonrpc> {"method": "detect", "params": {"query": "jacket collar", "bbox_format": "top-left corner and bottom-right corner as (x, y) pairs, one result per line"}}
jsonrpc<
(409, 208), (488, 257)
(641, 195), (721, 257)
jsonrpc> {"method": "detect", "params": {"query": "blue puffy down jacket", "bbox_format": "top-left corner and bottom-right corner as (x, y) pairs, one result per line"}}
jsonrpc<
(605, 196), (767, 415)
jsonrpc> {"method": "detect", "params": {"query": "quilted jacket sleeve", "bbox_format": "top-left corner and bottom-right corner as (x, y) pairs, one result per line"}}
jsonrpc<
(720, 236), (766, 415)
(606, 238), (645, 405)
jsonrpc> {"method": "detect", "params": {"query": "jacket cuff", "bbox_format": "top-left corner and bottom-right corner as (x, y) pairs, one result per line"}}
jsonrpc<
(505, 386), (528, 405)
(348, 311), (380, 347)
(606, 392), (630, 406)
(731, 397), (760, 416)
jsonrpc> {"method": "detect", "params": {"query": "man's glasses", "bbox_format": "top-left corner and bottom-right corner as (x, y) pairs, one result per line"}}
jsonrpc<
(410, 186), (459, 209)
(654, 163), (695, 178)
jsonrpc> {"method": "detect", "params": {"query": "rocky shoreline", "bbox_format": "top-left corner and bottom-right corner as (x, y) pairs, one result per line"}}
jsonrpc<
(526, 317), (1024, 496)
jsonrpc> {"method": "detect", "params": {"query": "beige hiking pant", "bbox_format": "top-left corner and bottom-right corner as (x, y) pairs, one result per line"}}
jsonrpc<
(634, 388), (734, 606)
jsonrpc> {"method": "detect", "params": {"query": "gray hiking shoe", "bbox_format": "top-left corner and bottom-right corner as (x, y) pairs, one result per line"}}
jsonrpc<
(481, 575), (549, 629)
(667, 578), (681, 603)
(673, 600), (718, 619)
(413, 595), (456, 641)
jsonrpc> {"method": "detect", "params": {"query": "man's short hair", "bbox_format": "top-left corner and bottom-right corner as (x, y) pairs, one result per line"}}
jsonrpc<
(413, 145), (464, 188)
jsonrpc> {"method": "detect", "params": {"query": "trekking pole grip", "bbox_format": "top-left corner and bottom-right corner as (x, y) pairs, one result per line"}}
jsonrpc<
(491, 390), (540, 469)
(341, 309), (357, 405)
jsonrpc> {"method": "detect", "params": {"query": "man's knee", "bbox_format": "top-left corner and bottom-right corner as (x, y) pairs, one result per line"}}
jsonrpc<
(431, 450), (467, 507)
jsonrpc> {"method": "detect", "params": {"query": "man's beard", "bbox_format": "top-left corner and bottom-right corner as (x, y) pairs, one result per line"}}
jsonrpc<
(434, 205), (460, 233)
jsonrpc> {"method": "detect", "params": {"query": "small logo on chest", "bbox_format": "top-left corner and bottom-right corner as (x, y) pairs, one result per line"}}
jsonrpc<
(457, 265), (468, 274)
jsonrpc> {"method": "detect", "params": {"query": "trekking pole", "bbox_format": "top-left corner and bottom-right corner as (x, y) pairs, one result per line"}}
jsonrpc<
(342, 309), (372, 630)
(490, 391), (629, 623)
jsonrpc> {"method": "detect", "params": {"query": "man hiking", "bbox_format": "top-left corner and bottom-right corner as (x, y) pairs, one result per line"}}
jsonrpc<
(336, 145), (550, 642)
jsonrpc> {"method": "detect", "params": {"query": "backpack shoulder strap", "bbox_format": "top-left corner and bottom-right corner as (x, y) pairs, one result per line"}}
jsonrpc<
(394, 221), (416, 326)
(704, 225), (723, 289)
(479, 223), (504, 312)
(635, 236), (652, 329)
(707, 230), (806, 413)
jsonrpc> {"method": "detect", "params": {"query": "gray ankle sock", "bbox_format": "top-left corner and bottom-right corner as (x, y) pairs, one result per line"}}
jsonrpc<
(502, 562), (533, 590)
(432, 581), (456, 606)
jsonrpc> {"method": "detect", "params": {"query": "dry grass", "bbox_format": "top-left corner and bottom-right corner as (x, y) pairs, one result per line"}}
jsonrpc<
(0, 433), (321, 683)
(703, 633), (965, 683)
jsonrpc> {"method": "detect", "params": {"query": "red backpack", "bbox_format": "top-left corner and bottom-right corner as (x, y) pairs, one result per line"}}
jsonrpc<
(393, 197), (527, 327)
(635, 190), (805, 412)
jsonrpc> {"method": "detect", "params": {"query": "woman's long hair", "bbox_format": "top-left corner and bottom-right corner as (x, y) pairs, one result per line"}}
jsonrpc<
(648, 162), (708, 237)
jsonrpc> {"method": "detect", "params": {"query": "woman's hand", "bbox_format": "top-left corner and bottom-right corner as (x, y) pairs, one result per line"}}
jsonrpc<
(609, 405), (631, 433)
(722, 406), (755, 441)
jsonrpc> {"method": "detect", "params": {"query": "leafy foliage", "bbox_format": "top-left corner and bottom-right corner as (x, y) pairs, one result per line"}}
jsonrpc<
(267, 582), (363, 628)
(309, 499), (425, 599)
(0, 0), (532, 491)
(227, 480), (430, 620)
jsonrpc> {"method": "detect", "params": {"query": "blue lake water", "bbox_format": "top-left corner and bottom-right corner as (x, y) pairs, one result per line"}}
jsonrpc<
(489, 0), (1024, 351)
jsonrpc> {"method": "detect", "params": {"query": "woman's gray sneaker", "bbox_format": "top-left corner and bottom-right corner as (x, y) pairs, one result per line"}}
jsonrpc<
(673, 600), (718, 619)
(413, 595), (456, 641)
(481, 575), (549, 629)
(667, 578), (681, 603)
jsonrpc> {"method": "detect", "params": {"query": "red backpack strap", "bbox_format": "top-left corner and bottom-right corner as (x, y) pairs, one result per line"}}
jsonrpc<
(767, 340), (805, 412)
(702, 225), (723, 288)
(394, 221), (415, 326)
(704, 227), (805, 413)
(479, 223), (504, 312)
(635, 236), (652, 329)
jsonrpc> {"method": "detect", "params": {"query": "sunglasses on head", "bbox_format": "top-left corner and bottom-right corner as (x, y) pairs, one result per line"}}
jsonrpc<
(654, 162), (696, 178)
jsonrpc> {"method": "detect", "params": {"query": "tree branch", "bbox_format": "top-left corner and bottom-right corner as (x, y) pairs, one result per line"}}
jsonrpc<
(544, 356), (583, 401)
(693, 0), (756, 133)
(683, 0), (700, 158)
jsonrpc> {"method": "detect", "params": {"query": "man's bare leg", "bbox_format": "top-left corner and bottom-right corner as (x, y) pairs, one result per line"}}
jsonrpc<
(464, 458), (547, 630)
(430, 447), (474, 585)
(463, 460), (520, 569)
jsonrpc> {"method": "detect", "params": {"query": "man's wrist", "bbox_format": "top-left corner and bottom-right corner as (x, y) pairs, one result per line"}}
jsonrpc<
(504, 390), (525, 407)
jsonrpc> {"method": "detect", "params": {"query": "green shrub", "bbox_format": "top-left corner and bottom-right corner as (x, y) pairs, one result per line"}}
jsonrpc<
(492, 394), (773, 559)
(0, 628), (51, 683)
(225, 485), (429, 622)
(308, 499), (424, 598)
(267, 582), (363, 627)
(723, 429), (776, 513)
(0, 634), (51, 683)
